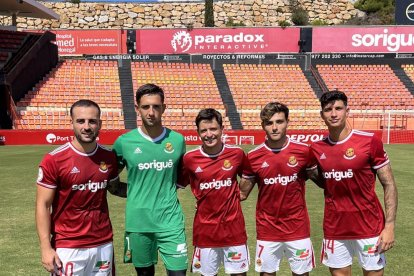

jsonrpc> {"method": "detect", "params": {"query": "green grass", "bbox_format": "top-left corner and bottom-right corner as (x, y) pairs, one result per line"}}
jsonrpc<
(0, 144), (412, 275)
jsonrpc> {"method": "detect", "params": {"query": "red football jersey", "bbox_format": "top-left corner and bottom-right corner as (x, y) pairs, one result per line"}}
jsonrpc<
(37, 142), (118, 248)
(248, 138), (315, 242)
(180, 145), (254, 247)
(309, 130), (389, 239)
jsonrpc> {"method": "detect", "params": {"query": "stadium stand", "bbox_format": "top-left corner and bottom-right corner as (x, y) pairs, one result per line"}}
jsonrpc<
(131, 61), (231, 129)
(402, 64), (414, 92)
(0, 29), (27, 51)
(0, 29), (28, 68)
(10, 59), (414, 132)
(223, 63), (324, 130)
(15, 59), (124, 129)
(317, 64), (414, 111)
(316, 64), (414, 131)
(6, 55), (414, 132)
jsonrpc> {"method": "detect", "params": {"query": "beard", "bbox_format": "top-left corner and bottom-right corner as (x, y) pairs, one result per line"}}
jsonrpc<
(74, 130), (98, 144)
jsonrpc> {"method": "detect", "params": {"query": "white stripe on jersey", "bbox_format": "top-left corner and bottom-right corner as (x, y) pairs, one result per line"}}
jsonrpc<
(328, 130), (354, 144)
(224, 144), (243, 150)
(176, 183), (186, 189)
(37, 182), (57, 189)
(372, 159), (390, 170)
(69, 143), (98, 156)
(328, 129), (374, 145)
(306, 164), (318, 171)
(248, 143), (266, 154)
(250, 138), (306, 153)
(49, 142), (70, 156)
(197, 144), (244, 158)
(242, 174), (255, 179)
(99, 144), (113, 152)
(289, 139), (310, 147)
(353, 129), (374, 137)
(138, 127), (167, 142)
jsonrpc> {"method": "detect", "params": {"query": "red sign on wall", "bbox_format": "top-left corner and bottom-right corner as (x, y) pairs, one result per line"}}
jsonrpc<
(136, 28), (300, 54)
(51, 30), (128, 55)
(313, 26), (414, 53)
(4, 130), (409, 146)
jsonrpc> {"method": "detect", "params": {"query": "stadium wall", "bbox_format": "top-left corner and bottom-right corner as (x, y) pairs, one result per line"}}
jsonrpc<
(45, 26), (414, 56)
(3, 0), (357, 30)
(1, 129), (414, 145)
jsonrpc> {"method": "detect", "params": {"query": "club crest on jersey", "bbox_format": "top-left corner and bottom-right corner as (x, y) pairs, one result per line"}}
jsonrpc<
(164, 142), (175, 153)
(194, 261), (201, 269)
(344, 148), (356, 160)
(287, 156), (298, 167)
(222, 159), (233, 171)
(256, 258), (262, 266)
(99, 161), (108, 173)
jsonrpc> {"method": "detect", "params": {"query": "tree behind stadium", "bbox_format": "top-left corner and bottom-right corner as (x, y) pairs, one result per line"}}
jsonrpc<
(205, 0), (214, 27)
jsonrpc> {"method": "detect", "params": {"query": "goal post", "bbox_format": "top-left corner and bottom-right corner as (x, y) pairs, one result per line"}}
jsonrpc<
(348, 110), (414, 144)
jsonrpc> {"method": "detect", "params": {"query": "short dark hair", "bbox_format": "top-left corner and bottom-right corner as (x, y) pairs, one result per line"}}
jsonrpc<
(260, 102), (289, 123)
(195, 108), (223, 129)
(135, 83), (165, 105)
(70, 99), (101, 118)
(320, 90), (348, 109)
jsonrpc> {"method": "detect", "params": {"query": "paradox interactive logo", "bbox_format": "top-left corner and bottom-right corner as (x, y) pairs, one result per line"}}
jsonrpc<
(171, 31), (192, 53)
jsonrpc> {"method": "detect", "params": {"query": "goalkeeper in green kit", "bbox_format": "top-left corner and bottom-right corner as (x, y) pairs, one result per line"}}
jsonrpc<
(109, 83), (187, 276)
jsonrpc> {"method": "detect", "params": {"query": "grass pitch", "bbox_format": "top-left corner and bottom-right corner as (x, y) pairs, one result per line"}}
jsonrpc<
(0, 144), (412, 275)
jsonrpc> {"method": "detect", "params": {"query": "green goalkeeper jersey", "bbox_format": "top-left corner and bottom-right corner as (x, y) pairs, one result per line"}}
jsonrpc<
(113, 127), (186, 232)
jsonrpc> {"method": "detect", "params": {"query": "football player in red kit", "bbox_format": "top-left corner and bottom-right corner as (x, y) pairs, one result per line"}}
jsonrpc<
(241, 102), (321, 276)
(36, 100), (119, 275)
(179, 108), (254, 276)
(310, 91), (398, 276)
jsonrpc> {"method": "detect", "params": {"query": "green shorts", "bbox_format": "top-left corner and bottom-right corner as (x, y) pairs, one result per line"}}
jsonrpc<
(124, 228), (188, 270)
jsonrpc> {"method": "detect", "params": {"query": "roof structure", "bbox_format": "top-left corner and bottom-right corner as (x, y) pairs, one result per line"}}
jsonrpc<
(0, 0), (59, 22)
